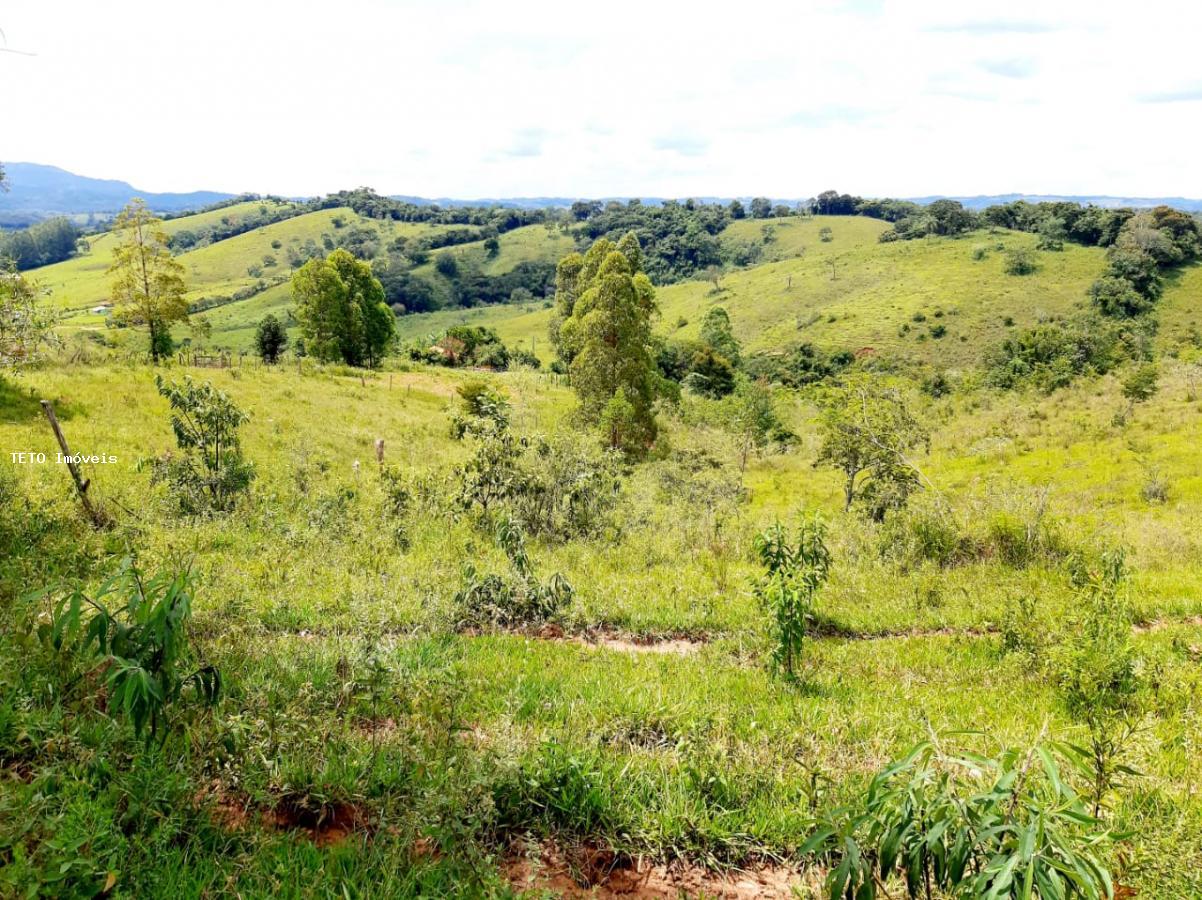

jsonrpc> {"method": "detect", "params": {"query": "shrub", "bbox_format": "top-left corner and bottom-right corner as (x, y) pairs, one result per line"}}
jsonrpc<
(453, 517), (574, 629)
(40, 559), (221, 742)
(254, 313), (288, 363)
(1051, 550), (1144, 816)
(806, 738), (1118, 899)
(753, 514), (831, 680)
(1004, 246), (1038, 275)
(145, 376), (254, 514)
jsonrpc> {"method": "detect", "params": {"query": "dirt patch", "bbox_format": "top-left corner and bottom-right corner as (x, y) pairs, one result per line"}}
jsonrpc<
(1133, 614), (1202, 634)
(198, 783), (371, 848)
(267, 797), (371, 847)
(525, 623), (706, 657)
(504, 840), (809, 898)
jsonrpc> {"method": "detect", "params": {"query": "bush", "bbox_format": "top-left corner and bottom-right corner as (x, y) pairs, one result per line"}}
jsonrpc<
(1004, 246), (1038, 275)
(806, 737), (1118, 899)
(453, 517), (574, 629)
(40, 558), (221, 741)
(145, 376), (254, 514)
(752, 513), (831, 680)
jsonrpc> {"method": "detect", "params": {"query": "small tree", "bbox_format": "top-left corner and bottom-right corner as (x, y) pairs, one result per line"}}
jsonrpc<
(753, 513), (831, 680)
(1117, 363), (1158, 423)
(699, 305), (741, 366)
(818, 226), (833, 242)
(815, 376), (929, 517)
(109, 199), (189, 363)
(148, 376), (254, 513)
(1, 266), (57, 371)
(726, 377), (781, 471)
(1053, 550), (1143, 816)
(254, 314), (289, 363)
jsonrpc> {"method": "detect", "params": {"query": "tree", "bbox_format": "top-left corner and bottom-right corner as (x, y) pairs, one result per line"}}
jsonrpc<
(1119, 363), (1158, 423)
(254, 314), (288, 363)
(1003, 246), (1038, 276)
(727, 377), (781, 471)
(292, 248), (395, 367)
(749, 197), (772, 219)
(728, 199), (745, 219)
(149, 376), (254, 513)
(108, 199), (189, 362)
(555, 232), (659, 452)
(815, 376), (928, 516)
(1, 266), (57, 371)
(1090, 275), (1151, 318)
(699, 305), (741, 366)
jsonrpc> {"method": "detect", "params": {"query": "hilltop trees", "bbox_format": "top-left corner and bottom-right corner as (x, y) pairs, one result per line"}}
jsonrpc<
(553, 232), (659, 452)
(291, 248), (395, 367)
(109, 199), (190, 362)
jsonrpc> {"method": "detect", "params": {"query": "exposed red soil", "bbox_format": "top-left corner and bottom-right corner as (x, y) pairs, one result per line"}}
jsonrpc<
(197, 781), (371, 848)
(503, 840), (809, 898)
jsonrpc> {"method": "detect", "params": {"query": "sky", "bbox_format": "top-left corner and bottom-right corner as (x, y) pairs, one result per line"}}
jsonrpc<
(3, 0), (1202, 199)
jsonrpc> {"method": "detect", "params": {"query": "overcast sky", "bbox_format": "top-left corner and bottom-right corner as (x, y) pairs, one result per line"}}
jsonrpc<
(3, 0), (1201, 199)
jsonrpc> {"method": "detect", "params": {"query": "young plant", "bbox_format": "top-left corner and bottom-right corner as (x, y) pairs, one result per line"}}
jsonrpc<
(805, 737), (1118, 900)
(454, 516), (574, 629)
(42, 558), (221, 742)
(752, 513), (832, 679)
(147, 375), (254, 513)
(1053, 550), (1144, 816)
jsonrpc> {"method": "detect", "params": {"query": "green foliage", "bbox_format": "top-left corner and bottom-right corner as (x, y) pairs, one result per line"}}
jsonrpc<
(1051, 551), (1144, 817)
(1, 265), (57, 369)
(0, 217), (82, 270)
(725, 377), (784, 471)
(985, 319), (1127, 393)
(745, 343), (854, 387)
(807, 738), (1118, 900)
(683, 346), (736, 398)
(815, 376), (928, 517)
(40, 559), (221, 742)
(453, 517), (574, 629)
(146, 376), (254, 514)
(753, 514), (831, 679)
(291, 248), (395, 367)
(1004, 246), (1039, 276)
(555, 234), (659, 451)
(108, 200), (190, 362)
(699, 305), (741, 366)
(253, 313), (288, 363)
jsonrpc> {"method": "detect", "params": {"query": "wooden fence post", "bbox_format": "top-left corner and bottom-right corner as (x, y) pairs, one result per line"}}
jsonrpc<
(39, 400), (110, 529)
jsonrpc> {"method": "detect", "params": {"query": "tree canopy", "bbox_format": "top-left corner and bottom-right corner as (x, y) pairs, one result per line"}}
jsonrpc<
(292, 248), (394, 367)
(553, 232), (659, 452)
(108, 199), (189, 363)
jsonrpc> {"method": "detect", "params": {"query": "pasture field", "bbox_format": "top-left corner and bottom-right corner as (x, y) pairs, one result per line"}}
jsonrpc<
(395, 219), (1113, 370)
(3, 350), (1202, 897)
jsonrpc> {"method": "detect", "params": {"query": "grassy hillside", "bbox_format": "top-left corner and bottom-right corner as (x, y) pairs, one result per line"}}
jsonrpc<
(2, 354), (1201, 895)
(33, 205), (453, 347)
(396, 218), (1115, 369)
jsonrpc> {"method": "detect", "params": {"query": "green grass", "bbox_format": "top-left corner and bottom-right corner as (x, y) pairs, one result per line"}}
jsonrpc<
(395, 219), (1116, 371)
(3, 348), (1202, 894)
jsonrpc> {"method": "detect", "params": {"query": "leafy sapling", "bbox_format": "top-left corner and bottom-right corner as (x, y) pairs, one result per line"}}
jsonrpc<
(753, 512), (832, 679)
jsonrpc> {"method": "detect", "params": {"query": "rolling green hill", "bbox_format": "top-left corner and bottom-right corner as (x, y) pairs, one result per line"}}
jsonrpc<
(396, 217), (1122, 369)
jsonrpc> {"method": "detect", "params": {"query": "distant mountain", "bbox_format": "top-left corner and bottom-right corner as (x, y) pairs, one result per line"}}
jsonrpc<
(0, 163), (235, 224)
(906, 193), (1202, 212)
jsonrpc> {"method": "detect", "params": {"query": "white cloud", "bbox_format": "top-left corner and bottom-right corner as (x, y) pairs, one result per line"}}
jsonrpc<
(2, 0), (1200, 198)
